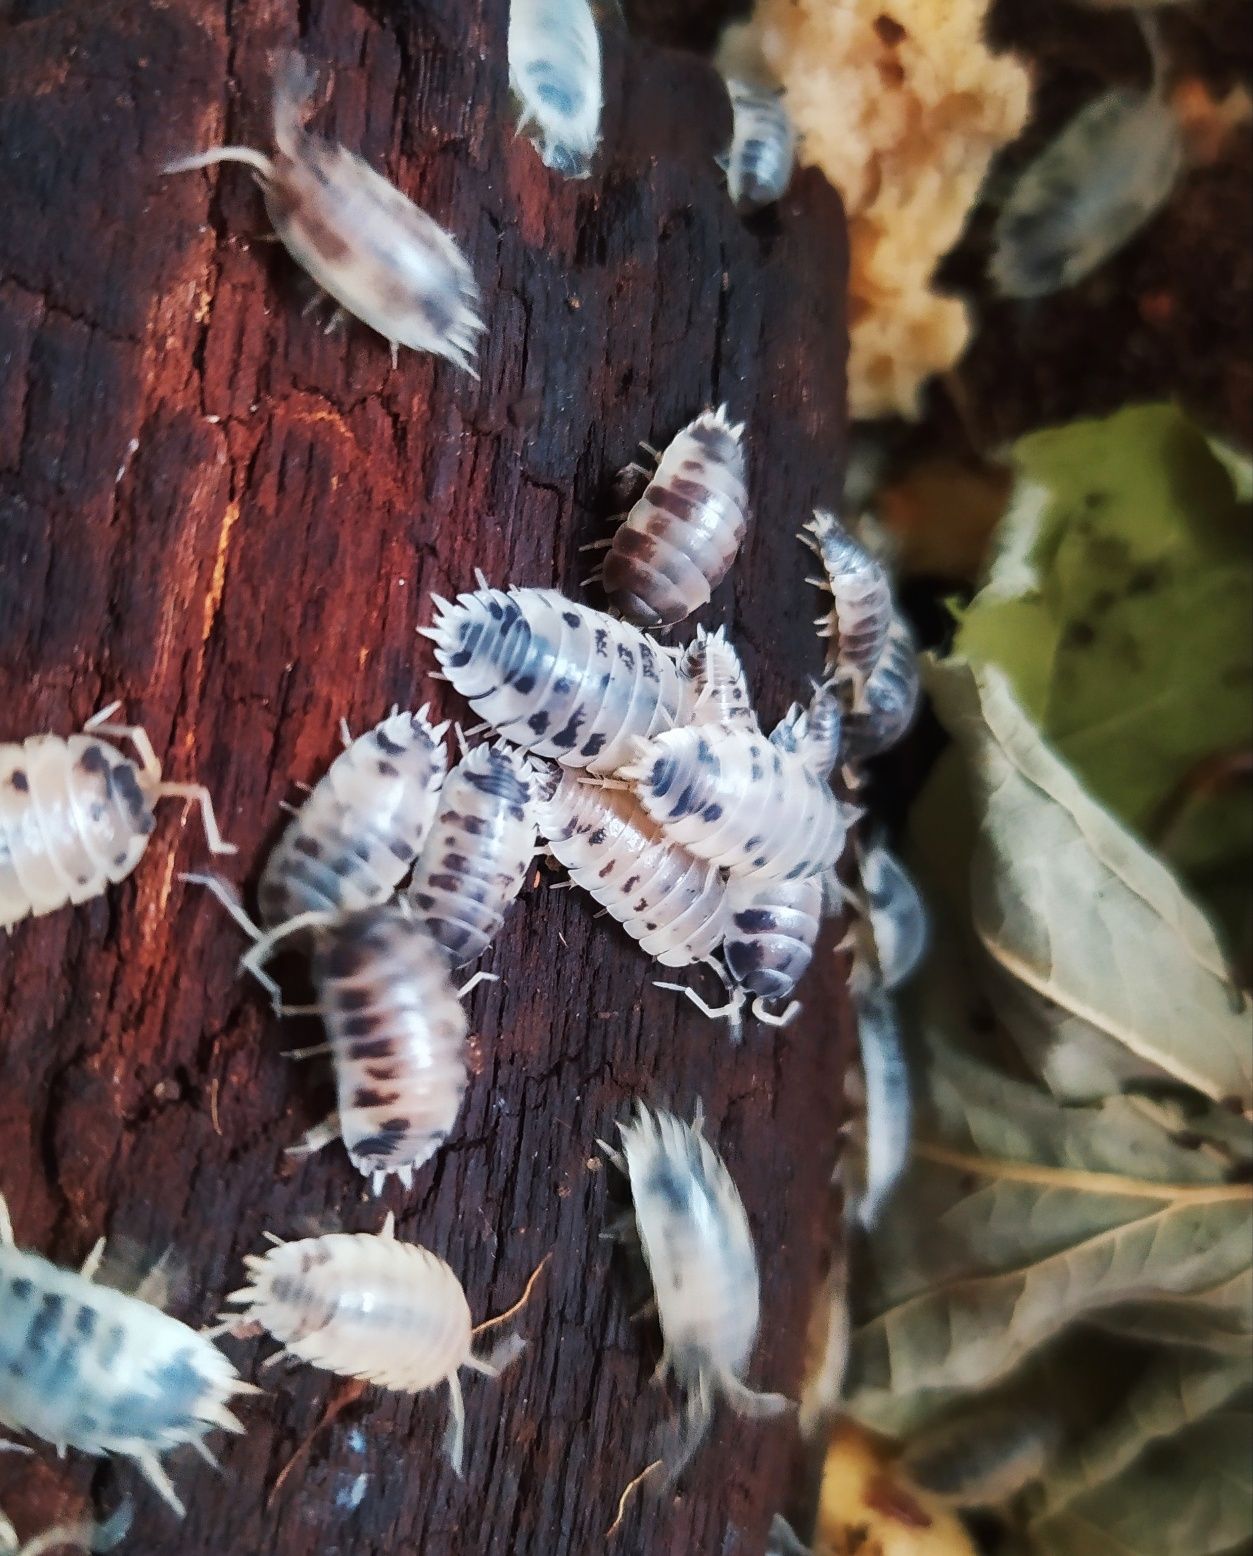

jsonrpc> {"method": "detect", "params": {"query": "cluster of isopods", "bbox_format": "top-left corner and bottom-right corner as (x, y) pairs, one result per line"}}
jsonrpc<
(0, 17), (898, 1549)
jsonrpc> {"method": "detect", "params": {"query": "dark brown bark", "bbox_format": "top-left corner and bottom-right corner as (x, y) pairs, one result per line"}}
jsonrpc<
(0, 2), (851, 1552)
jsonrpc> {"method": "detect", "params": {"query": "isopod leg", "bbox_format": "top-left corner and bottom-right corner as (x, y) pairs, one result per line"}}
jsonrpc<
(155, 782), (237, 856)
(751, 996), (801, 1028)
(0, 1195), (13, 1246)
(79, 1237), (106, 1281)
(654, 977), (745, 1043)
(286, 1113), (342, 1160)
(456, 970), (499, 999)
(443, 1373), (466, 1478)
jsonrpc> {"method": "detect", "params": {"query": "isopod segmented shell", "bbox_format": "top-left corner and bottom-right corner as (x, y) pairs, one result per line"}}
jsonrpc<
(842, 618), (920, 761)
(0, 1196), (250, 1516)
(405, 740), (537, 966)
(619, 724), (848, 882)
(598, 407), (750, 630)
(603, 1105), (790, 1483)
(221, 1215), (529, 1475)
(534, 764), (730, 968)
(0, 704), (233, 931)
(165, 51), (483, 370)
(258, 708), (448, 928)
(801, 510), (893, 696)
(718, 80), (796, 214)
(421, 586), (693, 774)
(852, 976), (911, 1230)
(856, 835), (927, 991)
(508, 0), (603, 179)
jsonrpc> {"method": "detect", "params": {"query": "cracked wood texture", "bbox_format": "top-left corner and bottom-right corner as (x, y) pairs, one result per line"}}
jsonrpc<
(0, 1), (850, 1552)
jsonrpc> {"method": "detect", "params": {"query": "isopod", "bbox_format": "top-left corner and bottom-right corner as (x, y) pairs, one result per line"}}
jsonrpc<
(0, 703), (234, 932)
(257, 708), (448, 929)
(405, 739), (537, 965)
(420, 585), (692, 774)
(0, 1195), (251, 1516)
(534, 764), (730, 968)
(219, 1215), (538, 1474)
(508, 0), (603, 178)
(801, 510), (893, 698)
(851, 974), (911, 1230)
(717, 80), (796, 214)
(183, 886), (485, 1191)
(601, 1105), (791, 1483)
(679, 625), (758, 731)
(618, 724), (848, 882)
(855, 835), (927, 990)
(590, 407), (750, 630)
(841, 618), (920, 762)
(164, 51), (483, 371)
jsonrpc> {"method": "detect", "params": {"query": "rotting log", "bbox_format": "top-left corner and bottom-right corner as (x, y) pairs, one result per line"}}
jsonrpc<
(0, 1), (851, 1551)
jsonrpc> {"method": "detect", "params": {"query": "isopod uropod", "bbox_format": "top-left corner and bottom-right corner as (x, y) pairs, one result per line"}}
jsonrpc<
(717, 80), (797, 214)
(257, 708), (448, 929)
(405, 739), (538, 965)
(219, 1215), (536, 1474)
(0, 703), (234, 932)
(801, 509), (894, 698)
(534, 764), (730, 969)
(184, 887), (484, 1191)
(590, 407), (750, 630)
(164, 51), (483, 371)
(508, 0), (604, 179)
(618, 724), (848, 882)
(601, 1105), (791, 1482)
(421, 585), (693, 774)
(0, 1195), (251, 1516)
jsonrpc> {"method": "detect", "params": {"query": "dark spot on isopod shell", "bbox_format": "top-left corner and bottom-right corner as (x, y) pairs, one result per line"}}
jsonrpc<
(562, 611), (581, 628)
(733, 908), (776, 933)
(648, 1158), (692, 1215)
(375, 728), (407, 757)
(112, 763), (149, 826)
(8, 1276), (33, 1301)
(341, 1013), (382, 1039)
(78, 745), (110, 776)
(588, 827), (607, 846)
(581, 733), (607, 760)
(376, 758), (400, 778)
(702, 804), (722, 822)
(26, 1292), (65, 1355)
(74, 1305), (98, 1338)
(552, 713), (586, 750)
(354, 1087), (400, 1110)
(294, 835), (323, 859)
(389, 838), (414, 861)
(352, 1130), (405, 1159)
(528, 712), (550, 736)
(8, 769), (28, 792)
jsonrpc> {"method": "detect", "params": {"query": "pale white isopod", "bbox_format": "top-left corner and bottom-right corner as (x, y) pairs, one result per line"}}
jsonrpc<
(405, 740), (538, 965)
(508, 0), (603, 178)
(257, 707), (448, 928)
(0, 1196), (252, 1516)
(717, 80), (796, 214)
(534, 764), (730, 969)
(841, 618), (920, 762)
(801, 510), (894, 699)
(420, 585), (693, 774)
(0, 703), (234, 932)
(617, 724), (848, 882)
(593, 408), (750, 630)
(851, 976), (911, 1230)
(164, 51), (483, 370)
(601, 1105), (791, 1483)
(855, 835), (927, 991)
(991, 17), (1181, 298)
(679, 625), (759, 731)
(183, 886), (484, 1192)
(219, 1215), (537, 1474)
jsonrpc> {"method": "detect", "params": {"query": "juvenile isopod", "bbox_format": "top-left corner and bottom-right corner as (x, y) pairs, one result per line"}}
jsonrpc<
(618, 724), (848, 883)
(588, 407), (750, 630)
(0, 703), (234, 932)
(183, 887), (486, 1191)
(854, 835), (927, 990)
(218, 1214), (540, 1474)
(841, 618), (920, 762)
(420, 584), (692, 774)
(717, 80), (796, 214)
(679, 625), (759, 731)
(165, 51), (483, 371)
(0, 1195), (252, 1516)
(801, 510), (893, 699)
(405, 739), (537, 965)
(601, 1105), (791, 1483)
(508, 0), (603, 178)
(257, 707), (448, 929)
(534, 764), (730, 968)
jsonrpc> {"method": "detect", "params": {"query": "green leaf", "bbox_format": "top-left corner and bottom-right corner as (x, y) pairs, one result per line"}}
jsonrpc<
(954, 405), (1253, 953)
(924, 658), (1253, 1110)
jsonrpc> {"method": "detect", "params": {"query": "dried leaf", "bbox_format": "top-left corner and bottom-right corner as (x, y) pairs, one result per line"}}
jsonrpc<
(926, 659), (1253, 1110)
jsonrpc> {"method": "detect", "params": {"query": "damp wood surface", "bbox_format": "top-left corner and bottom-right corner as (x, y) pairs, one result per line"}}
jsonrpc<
(0, 1), (851, 1553)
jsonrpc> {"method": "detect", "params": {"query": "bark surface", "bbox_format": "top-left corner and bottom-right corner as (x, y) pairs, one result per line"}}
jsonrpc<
(0, 2), (850, 1552)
